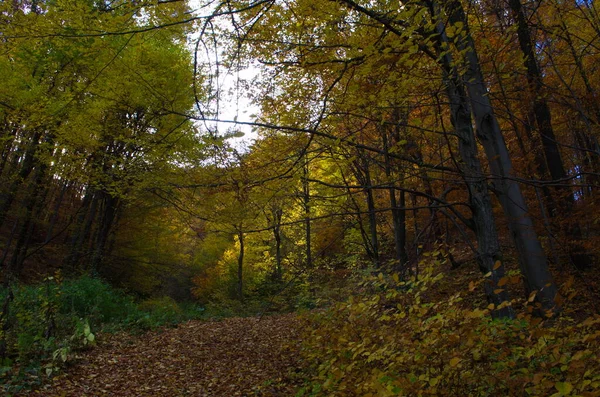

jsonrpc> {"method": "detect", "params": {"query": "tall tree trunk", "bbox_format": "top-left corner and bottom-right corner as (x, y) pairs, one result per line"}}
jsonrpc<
(382, 129), (408, 274)
(554, 11), (600, 187)
(64, 189), (96, 270)
(44, 181), (69, 245)
(303, 158), (312, 268)
(0, 130), (42, 229)
(392, 188), (408, 272)
(444, 0), (557, 313)
(237, 229), (244, 301)
(4, 162), (46, 283)
(509, 0), (592, 270)
(91, 193), (119, 275)
(0, 124), (18, 178)
(508, 0), (572, 207)
(363, 158), (380, 267)
(350, 154), (380, 266)
(432, 1), (513, 318)
(341, 170), (376, 260)
(272, 207), (283, 280)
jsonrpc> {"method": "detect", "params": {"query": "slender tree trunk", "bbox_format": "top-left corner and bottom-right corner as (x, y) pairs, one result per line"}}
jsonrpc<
(0, 124), (18, 178)
(382, 130), (408, 274)
(44, 181), (69, 244)
(554, 12), (600, 187)
(392, 188), (408, 272)
(411, 193), (419, 263)
(91, 194), (119, 275)
(363, 159), (380, 267)
(5, 162), (46, 282)
(64, 189), (96, 270)
(341, 170), (375, 260)
(350, 155), (380, 266)
(237, 229), (244, 301)
(273, 208), (283, 280)
(0, 130), (42, 229)
(303, 158), (312, 268)
(508, 0), (572, 206)
(0, 221), (18, 271)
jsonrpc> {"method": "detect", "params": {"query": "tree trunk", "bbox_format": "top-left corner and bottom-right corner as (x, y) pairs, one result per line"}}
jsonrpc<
(363, 159), (380, 267)
(43, 181), (69, 245)
(444, 0), (557, 314)
(341, 170), (376, 260)
(382, 129), (408, 274)
(237, 230), (244, 301)
(273, 207), (283, 280)
(4, 162), (46, 283)
(0, 124), (18, 178)
(508, 0), (572, 206)
(0, 130), (42, 229)
(350, 154), (380, 266)
(64, 189), (96, 270)
(303, 158), (312, 268)
(91, 193), (119, 275)
(433, 1), (513, 318)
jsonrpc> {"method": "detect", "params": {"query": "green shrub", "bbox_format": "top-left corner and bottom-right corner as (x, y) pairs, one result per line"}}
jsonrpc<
(0, 275), (205, 393)
(59, 276), (139, 326)
(135, 296), (185, 328)
(138, 296), (182, 314)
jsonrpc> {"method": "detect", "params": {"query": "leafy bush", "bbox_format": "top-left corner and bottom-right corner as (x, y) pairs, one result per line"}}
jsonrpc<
(60, 276), (139, 326)
(297, 265), (600, 396)
(0, 275), (205, 392)
(134, 296), (203, 329)
(138, 296), (181, 313)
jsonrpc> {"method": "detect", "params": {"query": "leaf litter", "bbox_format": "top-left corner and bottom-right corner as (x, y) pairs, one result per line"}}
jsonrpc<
(24, 314), (302, 396)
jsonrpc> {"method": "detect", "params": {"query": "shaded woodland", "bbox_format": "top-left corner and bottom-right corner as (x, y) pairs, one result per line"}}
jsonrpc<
(1, 0), (600, 395)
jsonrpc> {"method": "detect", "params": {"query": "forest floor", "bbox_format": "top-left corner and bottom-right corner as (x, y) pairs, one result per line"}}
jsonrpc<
(23, 313), (303, 396)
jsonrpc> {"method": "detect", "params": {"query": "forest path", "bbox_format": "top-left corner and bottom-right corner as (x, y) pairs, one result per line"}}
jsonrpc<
(30, 314), (303, 396)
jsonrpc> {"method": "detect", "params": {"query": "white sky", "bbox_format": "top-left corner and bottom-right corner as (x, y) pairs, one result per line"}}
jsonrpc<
(187, 0), (261, 150)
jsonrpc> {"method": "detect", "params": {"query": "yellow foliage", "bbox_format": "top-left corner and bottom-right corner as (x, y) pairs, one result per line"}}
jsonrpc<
(297, 265), (600, 396)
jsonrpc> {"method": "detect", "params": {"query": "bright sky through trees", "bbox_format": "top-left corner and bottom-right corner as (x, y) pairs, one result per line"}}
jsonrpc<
(188, 0), (260, 150)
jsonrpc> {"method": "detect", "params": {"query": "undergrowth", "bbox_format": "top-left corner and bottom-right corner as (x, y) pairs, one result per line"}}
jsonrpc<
(296, 262), (600, 396)
(0, 274), (205, 393)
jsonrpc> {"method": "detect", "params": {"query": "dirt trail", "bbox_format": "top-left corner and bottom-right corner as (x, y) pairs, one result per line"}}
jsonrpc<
(27, 314), (303, 396)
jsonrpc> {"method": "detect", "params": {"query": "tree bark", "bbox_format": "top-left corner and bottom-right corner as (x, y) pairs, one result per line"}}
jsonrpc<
(91, 193), (119, 275)
(303, 158), (312, 268)
(4, 161), (46, 283)
(64, 189), (97, 270)
(237, 229), (244, 301)
(382, 128), (408, 274)
(433, 1), (513, 318)
(0, 130), (42, 229)
(444, 0), (557, 314)
(508, 0), (572, 207)
(363, 158), (380, 267)
(272, 207), (283, 280)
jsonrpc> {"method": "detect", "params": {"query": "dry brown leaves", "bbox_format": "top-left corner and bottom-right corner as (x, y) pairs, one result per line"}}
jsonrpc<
(25, 314), (303, 396)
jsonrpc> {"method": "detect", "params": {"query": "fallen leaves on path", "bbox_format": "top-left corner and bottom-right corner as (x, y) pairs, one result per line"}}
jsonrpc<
(26, 314), (303, 396)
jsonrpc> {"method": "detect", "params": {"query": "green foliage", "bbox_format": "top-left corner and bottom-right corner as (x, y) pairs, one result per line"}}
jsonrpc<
(0, 276), (204, 393)
(133, 296), (205, 329)
(297, 263), (600, 396)
(59, 276), (139, 326)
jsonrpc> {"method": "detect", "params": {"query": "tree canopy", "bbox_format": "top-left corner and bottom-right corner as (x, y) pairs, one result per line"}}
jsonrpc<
(1, 0), (600, 394)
